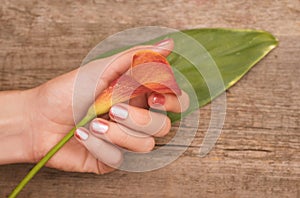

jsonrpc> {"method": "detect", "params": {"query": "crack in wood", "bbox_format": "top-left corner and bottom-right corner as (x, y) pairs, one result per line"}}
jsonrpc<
(223, 148), (272, 153)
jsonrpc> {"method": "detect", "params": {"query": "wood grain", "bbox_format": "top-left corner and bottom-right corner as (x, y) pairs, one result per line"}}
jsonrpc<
(0, 0), (299, 197)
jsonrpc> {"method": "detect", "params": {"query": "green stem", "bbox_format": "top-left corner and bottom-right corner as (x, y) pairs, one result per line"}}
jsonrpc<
(9, 113), (95, 198)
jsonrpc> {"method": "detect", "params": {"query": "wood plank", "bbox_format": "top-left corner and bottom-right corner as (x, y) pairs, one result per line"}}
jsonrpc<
(0, 0), (299, 197)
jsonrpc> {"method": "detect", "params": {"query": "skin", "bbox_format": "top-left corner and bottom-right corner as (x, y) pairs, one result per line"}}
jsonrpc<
(0, 39), (189, 174)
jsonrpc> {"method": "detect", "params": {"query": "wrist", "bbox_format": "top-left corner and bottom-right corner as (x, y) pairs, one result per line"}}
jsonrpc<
(0, 89), (36, 164)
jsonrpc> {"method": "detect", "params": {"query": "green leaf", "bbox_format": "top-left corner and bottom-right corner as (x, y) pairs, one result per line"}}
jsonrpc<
(93, 28), (278, 122)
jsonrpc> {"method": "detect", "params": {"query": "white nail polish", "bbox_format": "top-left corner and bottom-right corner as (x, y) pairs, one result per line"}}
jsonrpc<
(91, 120), (109, 134)
(110, 105), (128, 120)
(75, 128), (89, 141)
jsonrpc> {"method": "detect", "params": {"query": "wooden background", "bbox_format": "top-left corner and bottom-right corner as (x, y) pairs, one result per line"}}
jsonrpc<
(0, 0), (299, 197)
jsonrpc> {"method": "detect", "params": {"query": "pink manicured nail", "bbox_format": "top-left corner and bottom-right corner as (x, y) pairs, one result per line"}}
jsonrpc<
(91, 120), (109, 134)
(152, 93), (166, 105)
(75, 128), (89, 141)
(110, 105), (128, 120)
(154, 38), (172, 47)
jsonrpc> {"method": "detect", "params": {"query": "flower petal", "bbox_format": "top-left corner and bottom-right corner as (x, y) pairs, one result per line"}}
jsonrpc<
(92, 50), (181, 115)
(129, 62), (181, 95)
(131, 50), (181, 95)
(131, 50), (169, 67)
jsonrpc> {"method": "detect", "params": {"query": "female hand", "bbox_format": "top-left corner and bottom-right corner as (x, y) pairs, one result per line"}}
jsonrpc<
(0, 38), (189, 174)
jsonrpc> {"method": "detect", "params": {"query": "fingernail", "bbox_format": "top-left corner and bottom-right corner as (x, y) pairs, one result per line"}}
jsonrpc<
(75, 128), (89, 141)
(91, 120), (109, 134)
(152, 93), (165, 105)
(110, 105), (128, 120)
(154, 38), (172, 47)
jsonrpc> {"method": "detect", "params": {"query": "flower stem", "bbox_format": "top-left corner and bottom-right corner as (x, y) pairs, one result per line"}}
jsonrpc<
(9, 113), (95, 198)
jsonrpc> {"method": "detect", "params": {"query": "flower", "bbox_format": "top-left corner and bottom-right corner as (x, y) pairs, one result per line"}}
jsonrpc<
(90, 50), (181, 115)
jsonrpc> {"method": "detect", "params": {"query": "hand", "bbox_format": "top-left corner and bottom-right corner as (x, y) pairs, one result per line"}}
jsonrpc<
(0, 39), (189, 174)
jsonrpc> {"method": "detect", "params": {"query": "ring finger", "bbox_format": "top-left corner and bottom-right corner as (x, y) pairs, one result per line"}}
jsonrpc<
(89, 118), (155, 152)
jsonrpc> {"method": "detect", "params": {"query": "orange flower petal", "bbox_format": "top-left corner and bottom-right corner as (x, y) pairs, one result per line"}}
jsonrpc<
(132, 50), (169, 67)
(92, 50), (181, 115)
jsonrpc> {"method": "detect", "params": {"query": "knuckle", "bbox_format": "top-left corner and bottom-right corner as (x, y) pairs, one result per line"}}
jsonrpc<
(134, 110), (152, 126)
(142, 137), (155, 152)
(109, 149), (123, 166)
(165, 116), (171, 130)
(157, 116), (171, 137)
(117, 129), (130, 146)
